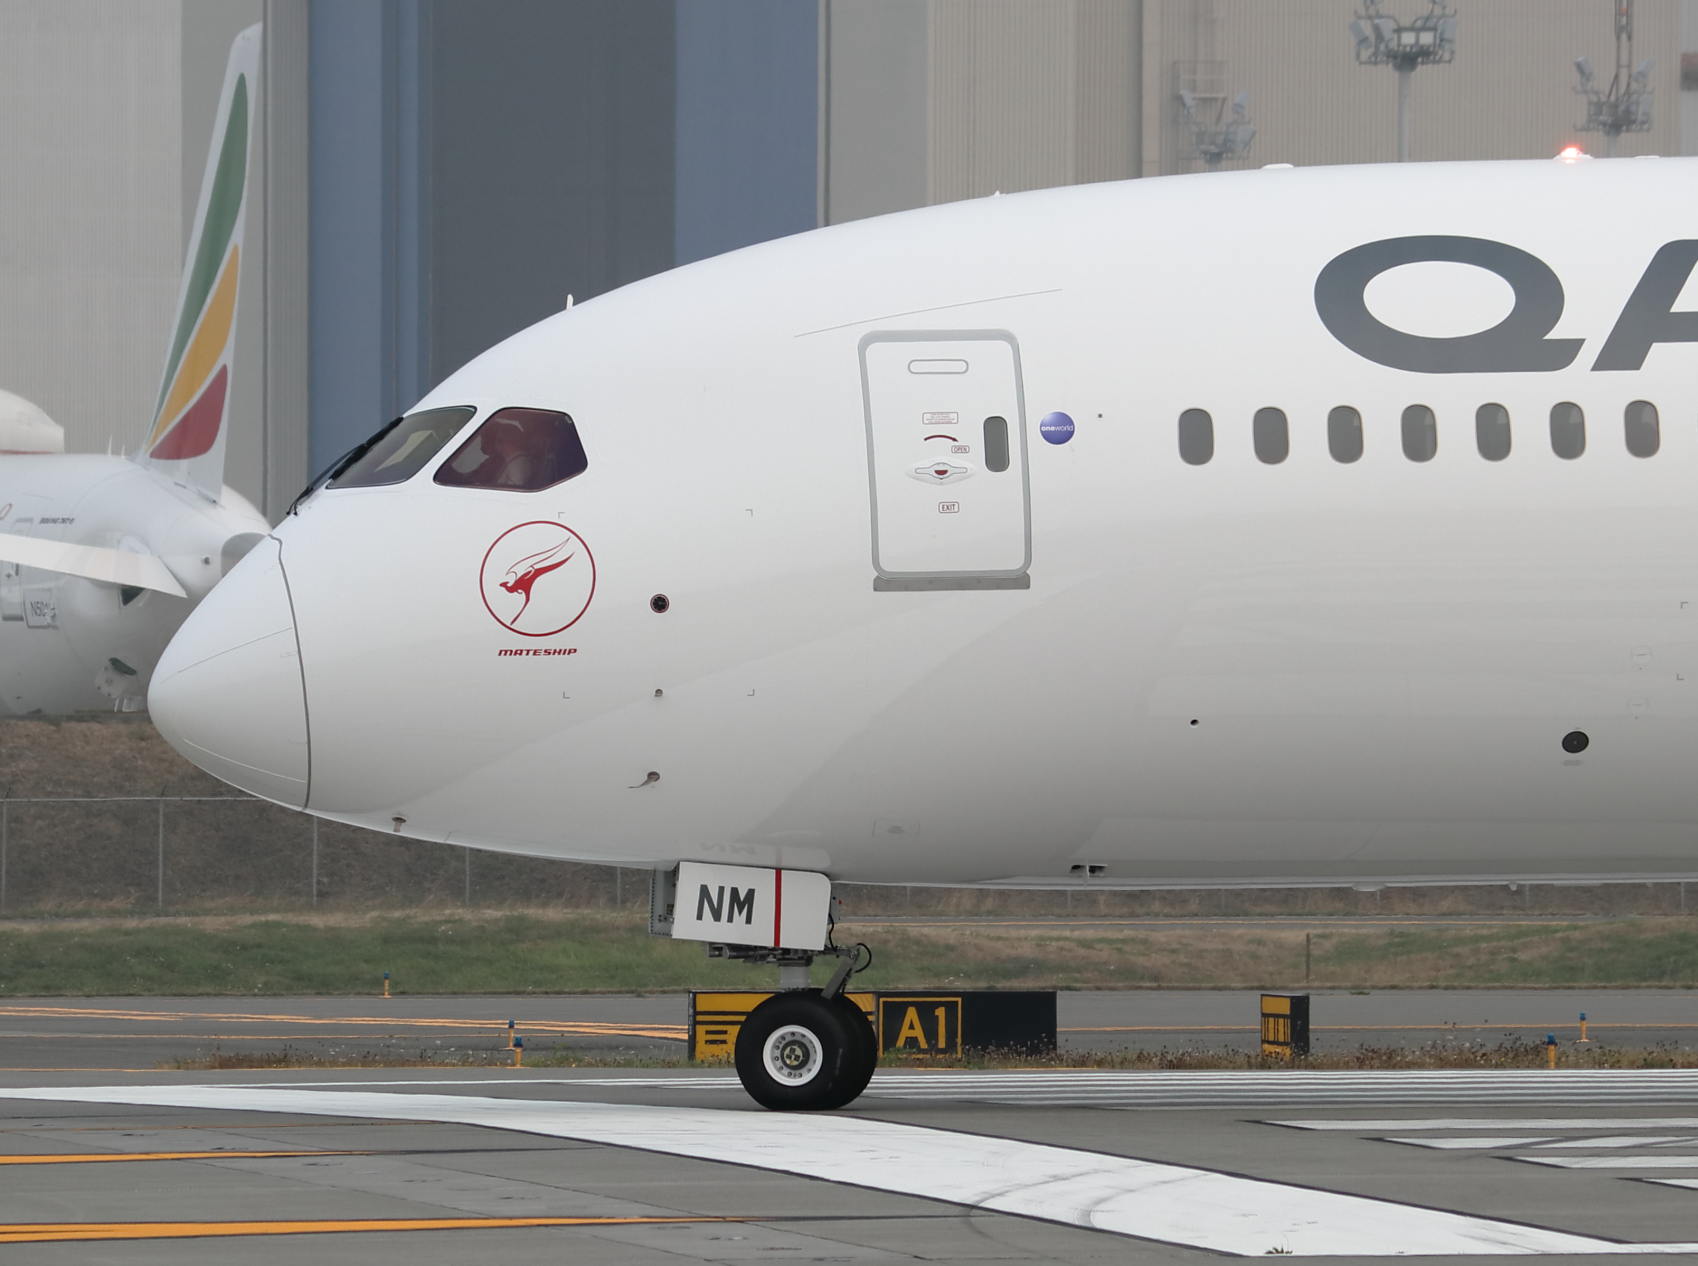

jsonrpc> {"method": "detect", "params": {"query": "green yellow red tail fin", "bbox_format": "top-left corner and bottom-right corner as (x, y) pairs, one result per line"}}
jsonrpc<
(134, 23), (259, 501)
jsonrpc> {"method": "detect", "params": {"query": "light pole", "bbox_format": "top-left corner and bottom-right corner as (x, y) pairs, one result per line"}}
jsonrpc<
(1574, 0), (1653, 158)
(1350, 2), (1458, 162)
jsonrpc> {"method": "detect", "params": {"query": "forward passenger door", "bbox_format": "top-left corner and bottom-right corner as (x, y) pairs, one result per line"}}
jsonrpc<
(859, 331), (1030, 587)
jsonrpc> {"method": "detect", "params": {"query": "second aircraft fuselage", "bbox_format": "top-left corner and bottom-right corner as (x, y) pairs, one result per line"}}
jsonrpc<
(0, 455), (265, 715)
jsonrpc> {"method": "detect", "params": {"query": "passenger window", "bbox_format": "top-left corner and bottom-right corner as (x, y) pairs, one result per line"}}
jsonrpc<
(1253, 407), (1288, 465)
(1178, 408), (1213, 465)
(1475, 403), (1511, 462)
(331, 407), (476, 488)
(1401, 405), (1436, 462)
(1624, 400), (1659, 458)
(1549, 402), (1585, 460)
(983, 415), (1010, 472)
(1327, 406), (1362, 463)
(434, 407), (589, 491)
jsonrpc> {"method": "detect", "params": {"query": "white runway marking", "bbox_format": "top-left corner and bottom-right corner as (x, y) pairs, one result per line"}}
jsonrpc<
(854, 1071), (1698, 1107)
(1384, 1135), (1698, 1151)
(227, 1071), (1698, 1109)
(1538, 1136), (1698, 1150)
(1517, 1155), (1698, 1170)
(1274, 1117), (1698, 1132)
(269, 1070), (1698, 1108)
(1, 1083), (1693, 1257)
(218, 1072), (1698, 1109)
(1387, 1136), (1559, 1150)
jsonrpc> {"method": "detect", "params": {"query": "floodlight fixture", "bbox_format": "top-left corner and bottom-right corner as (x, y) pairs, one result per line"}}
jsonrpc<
(1349, 0), (1458, 162)
(1574, 0), (1653, 156)
(1181, 88), (1255, 170)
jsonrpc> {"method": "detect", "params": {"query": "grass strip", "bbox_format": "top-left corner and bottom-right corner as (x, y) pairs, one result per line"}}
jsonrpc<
(4, 910), (1698, 995)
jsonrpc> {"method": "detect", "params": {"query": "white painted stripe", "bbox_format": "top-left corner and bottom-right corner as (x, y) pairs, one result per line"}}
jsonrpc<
(1643, 1179), (1698, 1191)
(1275, 1118), (1698, 1132)
(1387, 1136), (1559, 1150)
(1383, 1134), (1698, 1151)
(0, 1084), (1690, 1257)
(945, 1072), (1677, 1091)
(222, 1071), (1698, 1110)
(217, 1070), (1698, 1111)
(1517, 1155), (1698, 1170)
(1537, 1137), (1698, 1150)
(853, 1071), (1698, 1107)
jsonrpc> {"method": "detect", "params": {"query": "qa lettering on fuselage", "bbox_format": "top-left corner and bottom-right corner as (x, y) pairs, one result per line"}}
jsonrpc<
(1316, 233), (1698, 374)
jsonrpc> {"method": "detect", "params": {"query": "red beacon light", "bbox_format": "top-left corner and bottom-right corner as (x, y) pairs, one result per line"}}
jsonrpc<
(1555, 145), (1592, 163)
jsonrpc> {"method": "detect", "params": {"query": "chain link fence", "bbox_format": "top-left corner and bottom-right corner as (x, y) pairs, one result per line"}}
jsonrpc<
(0, 795), (641, 914)
(1, 794), (1692, 920)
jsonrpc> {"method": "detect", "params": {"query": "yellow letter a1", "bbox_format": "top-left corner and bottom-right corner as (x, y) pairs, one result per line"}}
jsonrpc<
(895, 1006), (929, 1050)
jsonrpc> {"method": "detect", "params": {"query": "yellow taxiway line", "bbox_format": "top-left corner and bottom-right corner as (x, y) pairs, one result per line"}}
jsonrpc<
(0, 1215), (740, 1243)
(0, 1005), (684, 1035)
(0, 1149), (367, 1166)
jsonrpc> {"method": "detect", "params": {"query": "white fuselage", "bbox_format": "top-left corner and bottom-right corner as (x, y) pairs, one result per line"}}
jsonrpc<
(156, 157), (1698, 888)
(0, 455), (266, 714)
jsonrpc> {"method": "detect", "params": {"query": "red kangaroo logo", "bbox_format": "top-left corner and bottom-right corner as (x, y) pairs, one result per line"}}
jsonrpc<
(480, 521), (596, 637)
(498, 538), (574, 623)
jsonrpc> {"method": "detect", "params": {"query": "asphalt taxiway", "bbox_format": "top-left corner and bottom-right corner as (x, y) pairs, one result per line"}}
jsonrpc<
(6, 1067), (1698, 1260)
(1, 989), (1692, 1070)
(1, 993), (1698, 1259)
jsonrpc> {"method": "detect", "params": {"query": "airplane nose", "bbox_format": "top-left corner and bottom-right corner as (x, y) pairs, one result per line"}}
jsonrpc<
(149, 536), (310, 807)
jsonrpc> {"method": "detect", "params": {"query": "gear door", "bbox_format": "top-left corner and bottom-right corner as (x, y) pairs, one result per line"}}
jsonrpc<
(859, 331), (1030, 587)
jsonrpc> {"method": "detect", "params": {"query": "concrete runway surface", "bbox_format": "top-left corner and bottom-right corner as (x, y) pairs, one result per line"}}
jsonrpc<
(8, 1068), (1698, 1259)
(0, 994), (1697, 1258)
(0, 989), (1693, 1069)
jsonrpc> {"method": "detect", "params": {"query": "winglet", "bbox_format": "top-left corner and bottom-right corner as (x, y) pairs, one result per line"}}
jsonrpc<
(134, 24), (260, 501)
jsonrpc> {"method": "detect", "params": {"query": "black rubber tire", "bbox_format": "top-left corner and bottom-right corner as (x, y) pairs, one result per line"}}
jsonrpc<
(825, 993), (878, 1109)
(734, 991), (854, 1111)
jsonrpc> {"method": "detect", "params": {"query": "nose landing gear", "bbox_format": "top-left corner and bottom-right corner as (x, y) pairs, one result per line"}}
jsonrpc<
(717, 944), (876, 1110)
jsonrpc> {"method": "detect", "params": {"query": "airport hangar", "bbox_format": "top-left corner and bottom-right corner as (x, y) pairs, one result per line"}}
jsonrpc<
(0, 0), (1694, 528)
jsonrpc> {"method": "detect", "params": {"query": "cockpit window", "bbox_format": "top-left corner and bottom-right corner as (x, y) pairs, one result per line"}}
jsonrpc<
(433, 408), (588, 491)
(331, 407), (476, 488)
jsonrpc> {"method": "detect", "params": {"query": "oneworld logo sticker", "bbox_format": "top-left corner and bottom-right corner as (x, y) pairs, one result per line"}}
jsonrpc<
(479, 521), (596, 637)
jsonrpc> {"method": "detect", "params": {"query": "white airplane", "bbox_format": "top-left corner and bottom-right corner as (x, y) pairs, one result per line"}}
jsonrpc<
(152, 151), (1698, 1108)
(0, 26), (268, 716)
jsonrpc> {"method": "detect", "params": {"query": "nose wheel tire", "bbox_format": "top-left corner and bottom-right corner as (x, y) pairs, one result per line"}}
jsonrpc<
(735, 991), (863, 1111)
(828, 992), (879, 1108)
